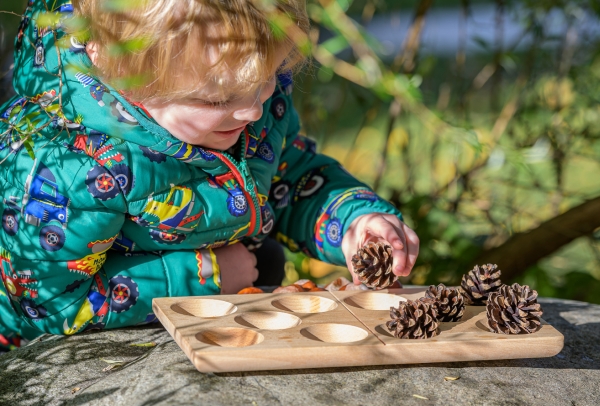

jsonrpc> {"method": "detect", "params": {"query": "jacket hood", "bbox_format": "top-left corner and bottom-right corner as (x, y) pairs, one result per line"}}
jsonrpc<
(11, 0), (272, 173)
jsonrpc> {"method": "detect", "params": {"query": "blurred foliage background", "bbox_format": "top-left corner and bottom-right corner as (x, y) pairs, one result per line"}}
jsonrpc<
(1, 0), (600, 303)
(284, 0), (600, 304)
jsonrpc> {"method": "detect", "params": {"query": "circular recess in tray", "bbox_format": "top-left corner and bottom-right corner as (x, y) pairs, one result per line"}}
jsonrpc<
(171, 299), (237, 318)
(235, 311), (302, 330)
(344, 292), (406, 311)
(196, 327), (264, 347)
(271, 295), (337, 313)
(301, 323), (369, 343)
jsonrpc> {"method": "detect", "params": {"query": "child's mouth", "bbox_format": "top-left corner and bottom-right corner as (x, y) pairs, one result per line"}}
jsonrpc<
(213, 124), (247, 138)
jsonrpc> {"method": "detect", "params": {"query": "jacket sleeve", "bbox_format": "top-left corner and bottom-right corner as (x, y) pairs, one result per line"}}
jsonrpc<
(268, 94), (403, 266)
(59, 248), (221, 334)
(0, 143), (219, 336)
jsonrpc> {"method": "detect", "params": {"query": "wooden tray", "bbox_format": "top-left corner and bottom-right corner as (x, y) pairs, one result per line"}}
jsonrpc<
(152, 288), (564, 373)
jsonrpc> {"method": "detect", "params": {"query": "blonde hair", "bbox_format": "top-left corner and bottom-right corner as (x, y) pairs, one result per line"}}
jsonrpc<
(71, 0), (310, 101)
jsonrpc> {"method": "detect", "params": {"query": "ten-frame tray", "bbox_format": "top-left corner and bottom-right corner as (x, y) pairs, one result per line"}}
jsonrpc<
(152, 288), (564, 373)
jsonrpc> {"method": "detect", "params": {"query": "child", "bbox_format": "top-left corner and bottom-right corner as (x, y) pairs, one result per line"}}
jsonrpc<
(0, 0), (419, 350)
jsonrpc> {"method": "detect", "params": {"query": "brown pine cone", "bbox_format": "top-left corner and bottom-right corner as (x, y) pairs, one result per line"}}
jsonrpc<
(486, 283), (543, 334)
(351, 241), (396, 289)
(424, 284), (465, 322)
(459, 263), (502, 305)
(386, 299), (439, 339)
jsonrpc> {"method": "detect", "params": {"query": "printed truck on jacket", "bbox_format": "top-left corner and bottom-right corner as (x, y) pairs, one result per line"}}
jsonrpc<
(2, 160), (70, 252)
(0, 250), (37, 301)
(131, 185), (203, 244)
(0, 249), (45, 320)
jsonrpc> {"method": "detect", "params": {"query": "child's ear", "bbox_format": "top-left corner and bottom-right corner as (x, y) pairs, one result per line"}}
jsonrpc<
(86, 41), (99, 65)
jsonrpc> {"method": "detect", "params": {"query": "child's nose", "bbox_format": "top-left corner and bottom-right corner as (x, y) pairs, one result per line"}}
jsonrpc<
(232, 99), (263, 122)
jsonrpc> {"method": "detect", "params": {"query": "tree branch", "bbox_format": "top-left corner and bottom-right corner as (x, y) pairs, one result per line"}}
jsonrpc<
(393, 0), (433, 73)
(475, 196), (600, 281)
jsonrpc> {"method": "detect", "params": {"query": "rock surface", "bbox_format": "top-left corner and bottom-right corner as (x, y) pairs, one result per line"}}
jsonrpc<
(1, 298), (599, 405)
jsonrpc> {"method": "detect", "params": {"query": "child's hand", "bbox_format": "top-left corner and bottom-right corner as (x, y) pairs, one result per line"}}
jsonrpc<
(342, 213), (419, 284)
(213, 243), (259, 294)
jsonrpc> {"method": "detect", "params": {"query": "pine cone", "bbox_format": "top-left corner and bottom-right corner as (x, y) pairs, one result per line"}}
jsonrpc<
(459, 264), (502, 305)
(424, 284), (465, 322)
(351, 241), (396, 288)
(386, 299), (439, 339)
(486, 283), (543, 334)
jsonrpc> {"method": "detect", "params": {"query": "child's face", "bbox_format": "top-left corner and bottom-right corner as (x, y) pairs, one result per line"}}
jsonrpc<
(142, 71), (279, 150)
(142, 44), (290, 150)
(87, 42), (288, 150)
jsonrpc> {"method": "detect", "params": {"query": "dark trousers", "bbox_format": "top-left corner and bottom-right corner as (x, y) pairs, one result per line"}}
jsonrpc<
(253, 237), (286, 287)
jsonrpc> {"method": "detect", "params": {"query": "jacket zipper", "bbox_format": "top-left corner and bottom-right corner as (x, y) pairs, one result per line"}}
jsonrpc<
(210, 134), (262, 237)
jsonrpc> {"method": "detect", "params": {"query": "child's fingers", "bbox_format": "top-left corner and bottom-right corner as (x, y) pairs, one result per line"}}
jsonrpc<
(403, 224), (420, 274)
(392, 241), (408, 276)
(366, 217), (405, 250)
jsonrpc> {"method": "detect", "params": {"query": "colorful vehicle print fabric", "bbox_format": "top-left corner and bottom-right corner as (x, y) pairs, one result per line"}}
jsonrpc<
(0, 0), (402, 342)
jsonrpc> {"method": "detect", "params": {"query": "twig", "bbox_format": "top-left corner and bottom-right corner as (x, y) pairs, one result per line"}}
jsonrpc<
(392, 0), (433, 73)
(372, 100), (401, 192)
(0, 11), (22, 18)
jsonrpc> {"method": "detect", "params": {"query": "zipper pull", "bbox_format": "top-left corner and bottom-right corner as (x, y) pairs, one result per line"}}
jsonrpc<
(240, 162), (251, 180)
(238, 163), (254, 191)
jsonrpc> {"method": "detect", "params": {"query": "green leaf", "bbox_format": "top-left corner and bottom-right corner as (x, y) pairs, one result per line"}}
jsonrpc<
(9, 106), (22, 120)
(410, 75), (423, 89)
(112, 73), (151, 90)
(317, 66), (334, 83)
(23, 111), (41, 120)
(335, 0), (351, 12)
(306, 4), (323, 22)
(297, 37), (312, 56)
(102, 0), (147, 12)
(61, 16), (90, 36)
(321, 35), (349, 55)
(108, 37), (153, 56)
(36, 11), (61, 29)
(461, 130), (483, 153)
(23, 137), (35, 160)
(129, 342), (157, 347)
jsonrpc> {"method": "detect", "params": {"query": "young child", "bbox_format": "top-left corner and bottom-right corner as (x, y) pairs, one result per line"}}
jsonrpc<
(0, 0), (419, 351)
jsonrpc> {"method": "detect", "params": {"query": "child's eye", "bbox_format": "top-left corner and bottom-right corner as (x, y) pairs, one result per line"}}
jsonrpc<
(192, 98), (229, 108)
(207, 100), (229, 107)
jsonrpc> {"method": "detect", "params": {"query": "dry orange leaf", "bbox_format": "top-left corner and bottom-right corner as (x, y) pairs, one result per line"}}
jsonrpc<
(301, 280), (317, 289)
(237, 287), (264, 294)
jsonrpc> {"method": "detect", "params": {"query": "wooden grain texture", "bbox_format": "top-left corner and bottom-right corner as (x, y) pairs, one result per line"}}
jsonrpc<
(152, 288), (564, 373)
